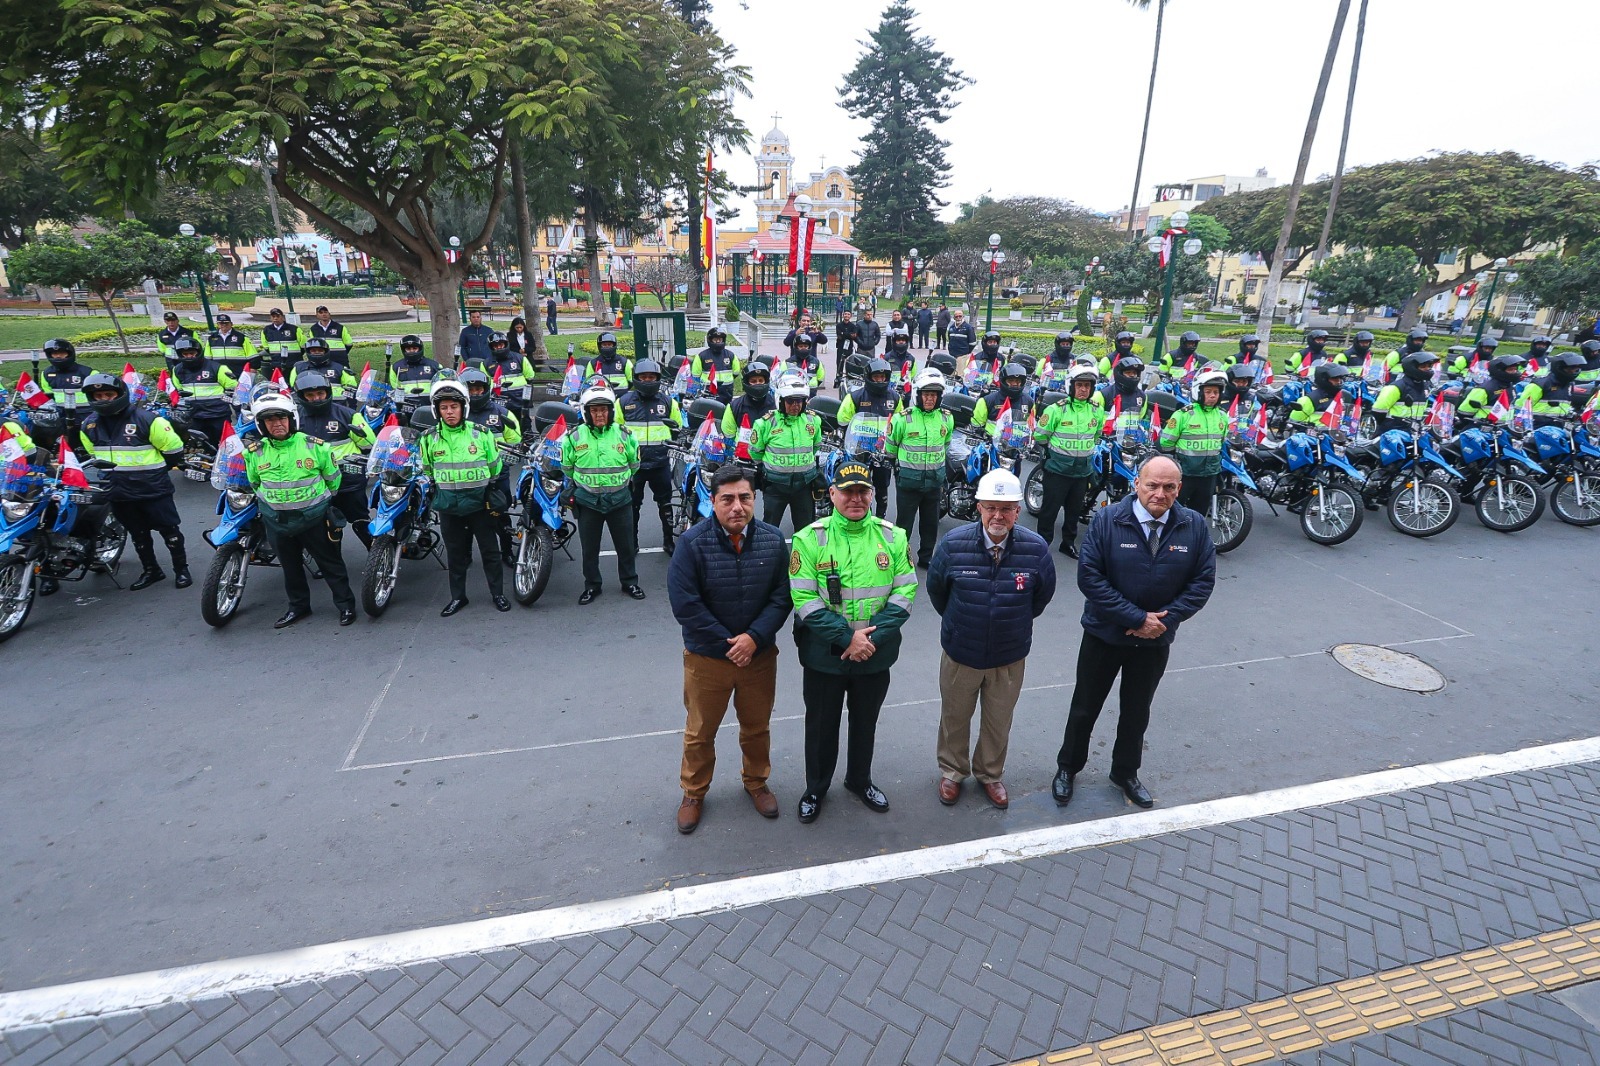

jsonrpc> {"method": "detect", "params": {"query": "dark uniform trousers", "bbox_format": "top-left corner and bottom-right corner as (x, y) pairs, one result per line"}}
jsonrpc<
(762, 480), (817, 533)
(803, 669), (893, 797)
(1056, 632), (1171, 779)
(631, 463), (674, 544)
(331, 479), (373, 548)
(191, 415), (228, 449)
(870, 464), (891, 518)
(441, 509), (504, 599)
(1178, 475), (1217, 518)
(273, 522), (354, 613)
(575, 504), (638, 590)
(895, 485), (941, 564)
(1038, 472), (1091, 548)
(113, 495), (187, 574)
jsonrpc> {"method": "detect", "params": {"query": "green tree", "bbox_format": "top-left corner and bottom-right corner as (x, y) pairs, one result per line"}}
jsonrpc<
(840, 3), (968, 297)
(1306, 246), (1420, 319)
(1513, 240), (1600, 331)
(0, 125), (94, 247)
(7, 221), (215, 353)
(1098, 237), (1215, 307)
(133, 178), (275, 277)
(927, 247), (990, 313)
(946, 196), (1121, 266)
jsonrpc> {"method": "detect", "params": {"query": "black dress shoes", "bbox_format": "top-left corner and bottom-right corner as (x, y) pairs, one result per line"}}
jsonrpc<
(797, 793), (821, 823)
(624, 584), (646, 600)
(339, 609), (357, 626)
(579, 588), (601, 605)
(846, 783), (889, 813)
(1112, 774), (1154, 808)
(130, 568), (166, 591)
(1052, 770), (1075, 806)
(173, 567), (193, 589)
(274, 608), (310, 629)
(492, 596), (512, 612)
(440, 598), (469, 617)
(1059, 542), (1078, 559)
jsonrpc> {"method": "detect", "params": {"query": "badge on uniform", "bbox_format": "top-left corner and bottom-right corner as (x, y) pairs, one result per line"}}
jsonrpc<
(789, 549), (801, 575)
(1015, 573), (1027, 590)
(468, 444), (478, 455)
(875, 551), (890, 570)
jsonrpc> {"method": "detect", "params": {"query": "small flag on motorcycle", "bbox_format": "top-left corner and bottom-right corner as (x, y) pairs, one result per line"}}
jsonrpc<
(1512, 395), (1535, 433)
(354, 363), (378, 404)
(235, 365), (255, 397)
(157, 369), (180, 407)
(365, 415), (412, 478)
(211, 420), (251, 490)
(1227, 394), (1240, 421)
(57, 436), (90, 489)
(546, 414), (567, 441)
(671, 359), (694, 398)
(122, 363), (148, 405)
(14, 372), (48, 409)
(562, 355), (583, 398)
(270, 367), (286, 388)
(1102, 393), (1121, 437)
(0, 425), (26, 464)
(735, 413), (753, 460)
(1487, 389), (1512, 423)
(1320, 390), (1345, 431)
(491, 364), (503, 397)
(1148, 400), (1162, 435)
(1247, 403), (1270, 444)
(993, 398), (1013, 447)
(1346, 394), (1364, 437)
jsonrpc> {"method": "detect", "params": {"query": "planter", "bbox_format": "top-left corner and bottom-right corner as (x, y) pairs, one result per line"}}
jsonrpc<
(1007, 310), (1023, 320)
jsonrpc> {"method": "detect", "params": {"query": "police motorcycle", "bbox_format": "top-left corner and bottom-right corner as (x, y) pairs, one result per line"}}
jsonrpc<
(1524, 390), (1600, 526)
(671, 396), (729, 535)
(1238, 408), (1368, 546)
(1427, 381), (1548, 533)
(359, 384), (451, 617)
(509, 401), (581, 606)
(1344, 414), (1464, 538)
(0, 451), (127, 642)
(198, 391), (281, 628)
(805, 392), (846, 520)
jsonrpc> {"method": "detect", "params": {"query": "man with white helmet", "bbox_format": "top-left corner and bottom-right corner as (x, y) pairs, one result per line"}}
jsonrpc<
(1158, 367), (1229, 515)
(1036, 364), (1104, 558)
(925, 468), (1057, 809)
(750, 375), (824, 531)
(419, 378), (511, 616)
(887, 367), (955, 566)
(563, 383), (642, 604)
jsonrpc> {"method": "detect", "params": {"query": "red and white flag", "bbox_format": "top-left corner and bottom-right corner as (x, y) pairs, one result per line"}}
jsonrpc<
(1487, 389), (1513, 423)
(491, 364), (503, 396)
(788, 216), (818, 276)
(1247, 402), (1270, 443)
(735, 413), (753, 460)
(14, 372), (48, 409)
(157, 369), (180, 407)
(546, 414), (567, 441)
(994, 398), (1013, 443)
(57, 436), (90, 488)
(0, 426), (25, 464)
(1320, 389), (1345, 430)
(444, 248), (461, 264)
(1261, 361), (1274, 386)
(1227, 394), (1240, 422)
(1348, 393), (1363, 433)
(1102, 393), (1121, 436)
(1148, 400), (1162, 434)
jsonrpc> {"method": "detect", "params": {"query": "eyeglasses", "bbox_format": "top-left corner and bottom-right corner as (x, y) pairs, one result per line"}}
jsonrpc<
(977, 503), (1020, 517)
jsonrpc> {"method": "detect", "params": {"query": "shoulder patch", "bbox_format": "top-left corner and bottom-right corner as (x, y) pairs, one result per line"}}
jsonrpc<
(789, 549), (801, 575)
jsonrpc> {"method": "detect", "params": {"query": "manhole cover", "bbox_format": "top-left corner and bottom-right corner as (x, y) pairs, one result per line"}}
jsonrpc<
(1330, 643), (1446, 693)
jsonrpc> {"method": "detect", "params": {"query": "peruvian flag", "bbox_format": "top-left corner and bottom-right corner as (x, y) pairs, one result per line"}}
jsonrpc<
(15, 372), (48, 409)
(235, 365), (255, 397)
(1181, 353), (1196, 383)
(1102, 393), (1122, 436)
(1247, 402), (1270, 443)
(491, 363), (504, 396)
(994, 398), (1013, 445)
(546, 414), (568, 441)
(57, 436), (90, 488)
(562, 353), (582, 396)
(157, 369), (180, 407)
(212, 419), (250, 490)
(0, 425), (25, 464)
(1260, 361), (1274, 386)
(1227, 393), (1240, 422)
(905, 258), (915, 284)
(788, 215), (818, 275)
(122, 362), (139, 388)
(1454, 281), (1477, 299)
(735, 413), (753, 460)
(1469, 353), (1482, 377)
(1148, 399), (1162, 434)
(1320, 390), (1345, 430)
(1487, 389), (1513, 423)
(898, 358), (912, 396)
(270, 367), (286, 388)
(444, 248), (461, 264)
(354, 362), (377, 404)
(262, 244), (278, 263)
(1526, 358), (1541, 377)
(672, 358), (693, 396)
(366, 413), (411, 476)
(1360, 353), (1373, 379)
(1298, 350), (1315, 377)
(1348, 393), (1363, 434)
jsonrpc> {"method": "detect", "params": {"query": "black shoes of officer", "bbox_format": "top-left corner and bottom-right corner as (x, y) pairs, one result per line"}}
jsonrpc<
(130, 568), (166, 591)
(492, 596), (512, 612)
(39, 577), (60, 597)
(797, 793), (821, 823)
(440, 598), (469, 617)
(624, 584), (646, 600)
(662, 536), (675, 557)
(579, 588), (601, 605)
(1059, 541), (1078, 559)
(274, 608), (310, 629)
(173, 567), (193, 589)
(1052, 769), (1075, 806)
(339, 609), (357, 626)
(1111, 774), (1154, 808)
(846, 782), (889, 813)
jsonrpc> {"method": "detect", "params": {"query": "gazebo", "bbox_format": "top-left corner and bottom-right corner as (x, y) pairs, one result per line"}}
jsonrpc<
(728, 194), (861, 320)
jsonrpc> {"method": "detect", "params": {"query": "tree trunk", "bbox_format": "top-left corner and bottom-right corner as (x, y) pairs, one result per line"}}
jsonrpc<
(1397, 264), (1468, 332)
(1314, 0), (1368, 262)
(1254, 0), (1353, 362)
(685, 164), (704, 312)
(508, 138), (546, 361)
(585, 243), (609, 327)
(421, 270), (462, 366)
(99, 291), (132, 355)
(1125, 0), (1165, 233)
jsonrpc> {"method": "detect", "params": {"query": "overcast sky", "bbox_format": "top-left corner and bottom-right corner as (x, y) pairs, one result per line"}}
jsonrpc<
(707, 0), (1596, 226)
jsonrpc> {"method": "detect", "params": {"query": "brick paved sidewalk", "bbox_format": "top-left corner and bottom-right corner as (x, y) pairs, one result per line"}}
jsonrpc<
(6, 758), (1599, 1065)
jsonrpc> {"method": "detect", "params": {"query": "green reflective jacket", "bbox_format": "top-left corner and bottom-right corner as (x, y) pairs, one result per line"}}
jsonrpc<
(245, 432), (339, 535)
(789, 510), (917, 675)
(560, 421), (639, 512)
(1159, 402), (1228, 476)
(751, 409), (823, 487)
(887, 405), (954, 491)
(1037, 398), (1101, 477)
(420, 419), (504, 515)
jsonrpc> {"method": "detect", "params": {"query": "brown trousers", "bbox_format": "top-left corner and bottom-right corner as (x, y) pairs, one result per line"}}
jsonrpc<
(936, 652), (1026, 784)
(680, 647), (777, 798)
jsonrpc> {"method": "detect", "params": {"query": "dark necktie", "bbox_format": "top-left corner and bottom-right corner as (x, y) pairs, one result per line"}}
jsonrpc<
(990, 544), (1002, 567)
(1146, 519), (1162, 557)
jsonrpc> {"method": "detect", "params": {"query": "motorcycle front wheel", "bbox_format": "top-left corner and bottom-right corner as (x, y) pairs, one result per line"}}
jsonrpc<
(512, 524), (554, 606)
(1209, 488), (1253, 553)
(1551, 467), (1600, 526)
(1300, 481), (1363, 545)
(1474, 473), (1544, 532)
(362, 534), (402, 617)
(1387, 477), (1459, 538)
(201, 544), (248, 628)
(0, 553), (36, 642)
(1024, 465), (1045, 516)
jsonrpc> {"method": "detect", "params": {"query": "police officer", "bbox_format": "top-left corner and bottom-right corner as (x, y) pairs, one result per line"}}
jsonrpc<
(751, 376), (824, 532)
(835, 358), (900, 518)
(1045, 332), (1078, 386)
(78, 372), (190, 591)
(834, 311), (859, 387)
(389, 334), (442, 396)
(588, 331), (633, 391)
(203, 313), (258, 370)
(789, 460), (919, 824)
(294, 371), (375, 548)
(1221, 361), (1259, 411)
(1102, 330), (1138, 377)
(691, 326), (741, 403)
(1524, 334), (1555, 367)
(1343, 330), (1376, 368)
(885, 328), (917, 400)
(171, 335), (238, 446)
(1290, 361), (1352, 424)
(564, 384), (642, 604)
(888, 368), (955, 567)
(1450, 336), (1499, 378)
(1036, 365), (1103, 557)
(1229, 334), (1267, 376)
(259, 308), (301, 374)
(458, 367), (520, 560)
(1101, 355), (1151, 426)
(1159, 368), (1229, 515)
(307, 305), (355, 368)
(1384, 327), (1430, 375)
(1520, 351), (1588, 425)
(786, 332), (826, 395)
(721, 362), (777, 450)
(290, 336), (358, 394)
(38, 338), (95, 410)
(618, 358), (682, 555)
(1296, 328), (1331, 375)
(1577, 339), (1600, 385)
(244, 393), (357, 628)
(1373, 351), (1439, 433)
(1456, 353), (1528, 423)
(971, 362), (1034, 454)
(1164, 331), (1202, 375)
(156, 311), (196, 366)
(473, 330), (531, 420)
(419, 378), (512, 615)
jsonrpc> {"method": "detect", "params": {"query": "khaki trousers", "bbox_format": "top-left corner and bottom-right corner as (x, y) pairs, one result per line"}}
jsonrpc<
(936, 651), (1026, 784)
(680, 647), (777, 798)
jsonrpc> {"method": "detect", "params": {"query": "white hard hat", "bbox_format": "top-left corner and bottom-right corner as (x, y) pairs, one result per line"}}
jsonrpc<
(777, 377), (809, 402)
(251, 392), (297, 428)
(975, 468), (1023, 503)
(579, 384), (617, 408)
(1194, 368), (1228, 393)
(914, 367), (946, 392)
(429, 378), (469, 408)
(1068, 365), (1100, 386)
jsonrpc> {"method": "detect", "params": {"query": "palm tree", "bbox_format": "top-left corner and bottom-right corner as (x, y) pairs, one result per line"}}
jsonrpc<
(1314, 0), (1369, 261)
(1124, 0), (1165, 233)
(1253, 0), (1355, 357)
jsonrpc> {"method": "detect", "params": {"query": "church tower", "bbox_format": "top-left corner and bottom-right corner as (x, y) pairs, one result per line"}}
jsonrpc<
(754, 118), (793, 231)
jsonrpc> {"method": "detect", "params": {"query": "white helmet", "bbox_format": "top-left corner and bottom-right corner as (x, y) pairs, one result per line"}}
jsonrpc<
(1193, 368), (1228, 400)
(1072, 354), (1098, 369)
(975, 468), (1024, 503)
(579, 384), (617, 409)
(777, 377), (810, 403)
(913, 367), (946, 393)
(1068, 365), (1100, 387)
(430, 377), (469, 411)
(251, 392), (298, 430)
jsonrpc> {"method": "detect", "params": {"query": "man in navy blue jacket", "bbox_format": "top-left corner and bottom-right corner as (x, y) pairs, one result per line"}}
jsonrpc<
(926, 469), (1057, 809)
(1054, 455), (1215, 810)
(667, 464), (794, 833)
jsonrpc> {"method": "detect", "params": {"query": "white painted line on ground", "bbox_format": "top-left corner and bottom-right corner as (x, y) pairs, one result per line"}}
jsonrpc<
(598, 546), (665, 557)
(5, 734), (1596, 1029)
(339, 613), (428, 770)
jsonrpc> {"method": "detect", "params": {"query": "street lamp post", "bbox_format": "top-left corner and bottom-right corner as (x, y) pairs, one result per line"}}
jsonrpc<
(981, 233), (1006, 333)
(1472, 257), (1512, 346)
(275, 239), (297, 316)
(1146, 210), (1200, 360)
(450, 236), (466, 320)
(177, 223), (216, 331)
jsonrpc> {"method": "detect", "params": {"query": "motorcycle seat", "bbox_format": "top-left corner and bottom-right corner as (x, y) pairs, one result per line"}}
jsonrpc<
(1344, 440), (1380, 458)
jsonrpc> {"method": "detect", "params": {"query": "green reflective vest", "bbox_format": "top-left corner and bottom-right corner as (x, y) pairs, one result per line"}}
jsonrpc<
(1373, 382), (1430, 422)
(789, 510), (917, 675)
(887, 405), (954, 491)
(245, 432), (338, 516)
(420, 419), (503, 515)
(560, 422), (639, 512)
(204, 330), (258, 364)
(1159, 402), (1228, 476)
(1521, 379), (1575, 418)
(1037, 398), (1101, 477)
(751, 410), (823, 487)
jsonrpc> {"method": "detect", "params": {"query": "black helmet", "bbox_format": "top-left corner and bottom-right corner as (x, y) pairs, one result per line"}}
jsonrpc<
(1405, 327), (1429, 349)
(999, 361), (1027, 400)
(1528, 335), (1553, 357)
(1114, 331), (1136, 354)
(175, 335), (204, 362)
(303, 335), (331, 364)
(1487, 354), (1527, 388)
(864, 357), (891, 398)
(1179, 330), (1201, 351)
(794, 332), (815, 350)
(1306, 329), (1329, 347)
(889, 328), (910, 348)
(458, 367), (492, 412)
(82, 371), (129, 416)
(1475, 336), (1500, 355)
(1114, 354), (1144, 391)
(1227, 362), (1256, 383)
(1352, 330), (1374, 352)
(597, 331), (618, 357)
(1313, 361), (1350, 392)
(1550, 351), (1585, 383)
(706, 326), (727, 348)
(44, 338), (75, 363)
(980, 330), (1002, 352)
(488, 330), (510, 355)
(1053, 331), (1075, 353)
(742, 361), (770, 401)
(1401, 351), (1439, 382)
(1238, 334), (1260, 355)
(1580, 339), (1600, 367)
(401, 334), (424, 362)
(294, 370), (334, 415)
(632, 357), (662, 399)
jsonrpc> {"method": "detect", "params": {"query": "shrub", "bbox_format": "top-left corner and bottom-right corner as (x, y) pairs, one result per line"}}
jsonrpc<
(1007, 297), (1023, 311)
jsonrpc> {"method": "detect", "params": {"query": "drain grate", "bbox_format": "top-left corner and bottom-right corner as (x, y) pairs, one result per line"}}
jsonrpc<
(1330, 643), (1447, 693)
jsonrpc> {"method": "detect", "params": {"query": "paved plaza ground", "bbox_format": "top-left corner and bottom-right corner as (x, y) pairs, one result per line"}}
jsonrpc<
(4, 412), (1598, 1062)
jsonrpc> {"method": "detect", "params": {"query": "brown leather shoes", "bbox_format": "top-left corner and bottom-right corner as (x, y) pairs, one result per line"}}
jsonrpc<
(982, 780), (1009, 810)
(748, 786), (779, 819)
(938, 778), (962, 806)
(677, 795), (703, 834)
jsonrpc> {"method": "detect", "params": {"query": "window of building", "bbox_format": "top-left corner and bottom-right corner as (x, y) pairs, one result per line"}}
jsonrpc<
(1245, 279), (1259, 296)
(573, 225), (587, 240)
(1501, 292), (1539, 322)
(613, 227), (632, 246)
(827, 183), (842, 199)
(544, 225), (564, 245)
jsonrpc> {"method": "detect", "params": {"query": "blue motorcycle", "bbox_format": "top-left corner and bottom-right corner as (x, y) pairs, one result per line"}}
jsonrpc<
(511, 420), (576, 606)
(1345, 419), (1464, 537)
(940, 431), (1000, 522)
(359, 426), (442, 617)
(1526, 415), (1600, 526)
(672, 398), (730, 536)
(1241, 423), (1367, 545)
(1439, 424), (1547, 532)
(0, 461), (127, 641)
(198, 464), (276, 628)
(1209, 440), (1259, 553)
(1080, 418), (1151, 524)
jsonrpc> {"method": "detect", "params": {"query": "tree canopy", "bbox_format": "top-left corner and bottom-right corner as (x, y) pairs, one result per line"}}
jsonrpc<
(0, 125), (95, 247)
(1306, 246), (1420, 316)
(1513, 240), (1600, 333)
(946, 196), (1122, 267)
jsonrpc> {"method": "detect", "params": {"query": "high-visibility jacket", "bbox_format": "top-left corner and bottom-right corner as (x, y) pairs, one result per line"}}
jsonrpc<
(260, 323), (302, 366)
(721, 392), (777, 442)
(1520, 374), (1579, 422)
(298, 401), (376, 489)
(203, 329), (258, 365)
(691, 346), (741, 401)
(751, 409), (824, 487)
(173, 359), (238, 419)
(789, 510), (917, 675)
(1037, 397), (1101, 477)
(1373, 378), (1433, 433)
(971, 389), (1034, 442)
(156, 326), (197, 360)
(1159, 401), (1227, 477)
(560, 421), (639, 512)
(617, 390), (682, 469)
(887, 405), (954, 491)
(468, 400), (522, 446)
(290, 359), (358, 393)
(3, 419), (38, 461)
(41, 360), (95, 407)
(391, 357), (443, 395)
(421, 418), (503, 515)
(306, 320), (354, 360)
(245, 432), (339, 527)
(588, 354), (633, 390)
(837, 386), (899, 456)
(79, 407), (183, 501)
(472, 353), (529, 394)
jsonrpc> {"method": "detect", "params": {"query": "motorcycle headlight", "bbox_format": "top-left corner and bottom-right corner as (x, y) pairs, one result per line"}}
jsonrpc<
(381, 483), (410, 504)
(225, 489), (255, 511)
(540, 475), (564, 496)
(3, 497), (35, 520)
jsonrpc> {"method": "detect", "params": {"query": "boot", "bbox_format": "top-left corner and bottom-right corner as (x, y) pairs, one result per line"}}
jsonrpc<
(130, 567), (166, 591)
(166, 532), (192, 589)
